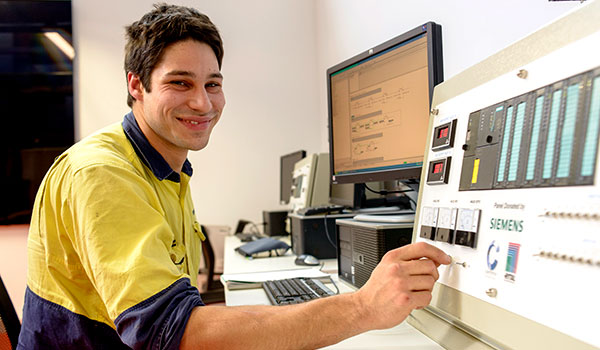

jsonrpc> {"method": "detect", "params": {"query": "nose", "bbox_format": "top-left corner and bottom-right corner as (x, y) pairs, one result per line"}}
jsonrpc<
(189, 88), (213, 113)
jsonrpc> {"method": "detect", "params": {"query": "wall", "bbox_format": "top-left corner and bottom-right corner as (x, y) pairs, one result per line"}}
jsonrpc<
(72, 0), (321, 229)
(314, 0), (582, 148)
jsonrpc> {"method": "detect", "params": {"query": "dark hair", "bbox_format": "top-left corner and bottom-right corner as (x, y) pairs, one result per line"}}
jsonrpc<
(124, 3), (224, 107)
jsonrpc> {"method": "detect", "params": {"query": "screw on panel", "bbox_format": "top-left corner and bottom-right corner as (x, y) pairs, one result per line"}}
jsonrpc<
(431, 108), (439, 116)
(517, 69), (528, 79)
(485, 288), (498, 298)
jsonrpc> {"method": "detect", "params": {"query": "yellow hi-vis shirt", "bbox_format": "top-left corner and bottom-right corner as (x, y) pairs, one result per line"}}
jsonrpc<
(19, 113), (205, 350)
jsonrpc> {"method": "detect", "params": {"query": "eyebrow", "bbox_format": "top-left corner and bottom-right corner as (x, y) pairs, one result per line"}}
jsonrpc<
(165, 70), (223, 80)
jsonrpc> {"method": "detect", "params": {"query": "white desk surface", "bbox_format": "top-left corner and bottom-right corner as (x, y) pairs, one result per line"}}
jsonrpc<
(223, 235), (443, 350)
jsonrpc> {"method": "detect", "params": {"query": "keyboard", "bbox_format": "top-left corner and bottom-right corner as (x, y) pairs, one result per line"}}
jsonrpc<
(262, 277), (336, 305)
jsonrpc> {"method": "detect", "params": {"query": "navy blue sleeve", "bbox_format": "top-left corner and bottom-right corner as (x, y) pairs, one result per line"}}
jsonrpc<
(114, 278), (205, 350)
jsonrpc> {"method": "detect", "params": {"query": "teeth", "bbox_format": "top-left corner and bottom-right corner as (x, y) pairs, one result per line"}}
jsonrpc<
(178, 118), (208, 125)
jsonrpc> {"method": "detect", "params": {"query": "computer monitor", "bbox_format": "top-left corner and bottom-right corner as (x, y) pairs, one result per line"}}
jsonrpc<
(327, 22), (443, 185)
(329, 183), (361, 208)
(280, 150), (306, 204)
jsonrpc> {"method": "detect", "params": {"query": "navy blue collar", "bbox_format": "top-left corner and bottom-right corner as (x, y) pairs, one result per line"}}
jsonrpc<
(122, 111), (193, 183)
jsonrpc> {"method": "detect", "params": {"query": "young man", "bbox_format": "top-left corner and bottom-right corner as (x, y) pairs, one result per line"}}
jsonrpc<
(18, 4), (450, 349)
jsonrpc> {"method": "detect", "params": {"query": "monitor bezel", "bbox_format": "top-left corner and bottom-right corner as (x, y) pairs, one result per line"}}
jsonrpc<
(327, 22), (443, 185)
(279, 150), (306, 204)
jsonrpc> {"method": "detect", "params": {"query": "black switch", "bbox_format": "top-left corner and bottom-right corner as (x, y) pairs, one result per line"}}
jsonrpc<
(455, 230), (476, 248)
(420, 226), (436, 240)
(435, 228), (454, 244)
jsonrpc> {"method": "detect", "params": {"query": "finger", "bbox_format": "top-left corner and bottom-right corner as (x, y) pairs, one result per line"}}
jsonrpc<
(409, 290), (433, 309)
(407, 275), (436, 292)
(402, 259), (439, 280)
(391, 242), (451, 265)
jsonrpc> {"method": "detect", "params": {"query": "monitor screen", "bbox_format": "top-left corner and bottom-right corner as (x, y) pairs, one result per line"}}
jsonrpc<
(329, 183), (359, 208)
(280, 150), (306, 204)
(327, 22), (443, 184)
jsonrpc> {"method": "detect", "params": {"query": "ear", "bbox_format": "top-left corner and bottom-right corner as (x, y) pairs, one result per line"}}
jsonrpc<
(127, 72), (145, 102)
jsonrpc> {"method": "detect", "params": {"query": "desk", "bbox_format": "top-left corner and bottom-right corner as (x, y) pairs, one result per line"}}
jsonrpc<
(223, 235), (443, 349)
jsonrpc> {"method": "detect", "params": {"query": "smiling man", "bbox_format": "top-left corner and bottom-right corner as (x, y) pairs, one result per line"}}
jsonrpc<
(18, 4), (450, 350)
(129, 39), (225, 170)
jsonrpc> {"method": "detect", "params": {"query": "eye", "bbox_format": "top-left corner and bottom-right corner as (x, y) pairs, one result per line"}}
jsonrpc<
(170, 80), (189, 88)
(206, 81), (222, 92)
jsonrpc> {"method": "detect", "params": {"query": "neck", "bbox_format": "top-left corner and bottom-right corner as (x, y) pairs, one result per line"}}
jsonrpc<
(132, 105), (187, 173)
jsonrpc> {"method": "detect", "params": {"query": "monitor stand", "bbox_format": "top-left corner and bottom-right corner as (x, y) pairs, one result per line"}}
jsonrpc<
(353, 179), (418, 223)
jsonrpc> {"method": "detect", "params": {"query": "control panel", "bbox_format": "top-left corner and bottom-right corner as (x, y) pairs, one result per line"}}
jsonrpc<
(416, 30), (600, 348)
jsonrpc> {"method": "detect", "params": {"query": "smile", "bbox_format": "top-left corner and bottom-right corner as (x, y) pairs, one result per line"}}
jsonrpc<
(183, 120), (200, 125)
(177, 116), (213, 130)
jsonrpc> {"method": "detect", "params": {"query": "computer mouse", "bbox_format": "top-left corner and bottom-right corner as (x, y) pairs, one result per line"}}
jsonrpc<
(295, 254), (320, 266)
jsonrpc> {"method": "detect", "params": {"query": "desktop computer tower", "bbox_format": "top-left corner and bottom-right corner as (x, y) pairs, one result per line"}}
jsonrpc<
(337, 219), (413, 288)
(288, 212), (353, 259)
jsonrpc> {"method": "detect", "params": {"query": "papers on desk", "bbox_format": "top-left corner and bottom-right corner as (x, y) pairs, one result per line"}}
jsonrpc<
(221, 268), (330, 290)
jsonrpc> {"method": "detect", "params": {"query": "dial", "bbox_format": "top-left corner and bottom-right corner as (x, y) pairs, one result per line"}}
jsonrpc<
(457, 208), (474, 231)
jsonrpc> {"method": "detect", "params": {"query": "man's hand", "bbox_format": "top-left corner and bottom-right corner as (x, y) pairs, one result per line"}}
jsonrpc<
(353, 242), (451, 330)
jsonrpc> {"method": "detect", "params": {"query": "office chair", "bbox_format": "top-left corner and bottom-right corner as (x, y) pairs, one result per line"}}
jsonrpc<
(0, 275), (21, 350)
(198, 225), (225, 304)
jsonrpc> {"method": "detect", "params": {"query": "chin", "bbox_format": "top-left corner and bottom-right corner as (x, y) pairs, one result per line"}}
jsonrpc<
(187, 139), (210, 151)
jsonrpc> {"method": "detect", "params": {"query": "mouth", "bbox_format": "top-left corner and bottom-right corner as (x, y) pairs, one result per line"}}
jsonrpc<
(176, 116), (214, 130)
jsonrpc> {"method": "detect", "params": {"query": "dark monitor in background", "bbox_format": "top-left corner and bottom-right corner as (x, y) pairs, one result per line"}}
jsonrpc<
(327, 22), (443, 186)
(329, 183), (362, 208)
(280, 150), (306, 205)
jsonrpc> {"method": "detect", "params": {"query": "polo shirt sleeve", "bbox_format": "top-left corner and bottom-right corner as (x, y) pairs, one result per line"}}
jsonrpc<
(64, 162), (203, 349)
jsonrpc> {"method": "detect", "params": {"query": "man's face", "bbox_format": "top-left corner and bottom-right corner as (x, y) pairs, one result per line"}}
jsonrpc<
(130, 39), (225, 160)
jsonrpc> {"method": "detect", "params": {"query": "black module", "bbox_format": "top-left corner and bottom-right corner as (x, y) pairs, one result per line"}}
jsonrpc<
(289, 212), (353, 259)
(262, 210), (289, 236)
(337, 219), (413, 289)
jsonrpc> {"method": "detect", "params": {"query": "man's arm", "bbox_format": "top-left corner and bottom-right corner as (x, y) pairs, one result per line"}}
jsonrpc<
(180, 242), (451, 349)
